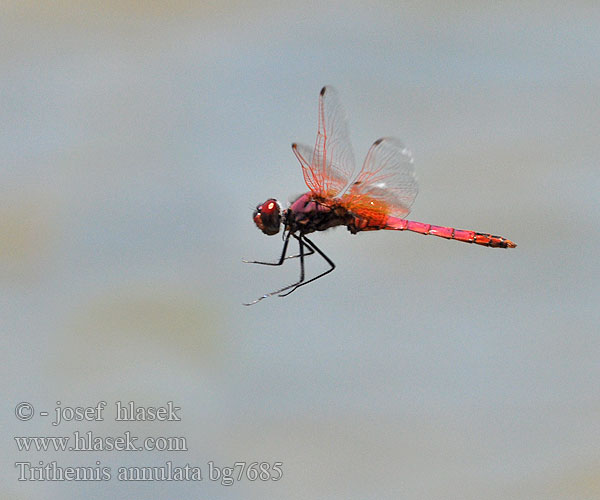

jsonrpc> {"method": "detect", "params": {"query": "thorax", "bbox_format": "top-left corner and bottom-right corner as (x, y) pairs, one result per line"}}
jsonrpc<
(285, 193), (350, 234)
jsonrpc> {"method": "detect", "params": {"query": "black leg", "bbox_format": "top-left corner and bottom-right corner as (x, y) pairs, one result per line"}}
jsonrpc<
(243, 234), (309, 306)
(277, 235), (335, 297)
(243, 231), (315, 265)
(282, 241), (315, 260)
(242, 231), (291, 266)
(243, 235), (336, 305)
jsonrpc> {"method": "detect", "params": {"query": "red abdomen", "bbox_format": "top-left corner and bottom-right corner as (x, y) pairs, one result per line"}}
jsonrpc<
(383, 217), (516, 248)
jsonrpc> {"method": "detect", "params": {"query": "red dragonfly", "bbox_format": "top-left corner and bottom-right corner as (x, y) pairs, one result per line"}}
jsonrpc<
(244, 86), (516, 305)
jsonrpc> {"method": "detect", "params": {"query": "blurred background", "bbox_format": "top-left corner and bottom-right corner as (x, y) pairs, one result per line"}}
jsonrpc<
(2, 1), (599, 498)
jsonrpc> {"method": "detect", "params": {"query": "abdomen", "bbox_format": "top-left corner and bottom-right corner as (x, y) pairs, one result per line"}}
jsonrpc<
(384, 217), (516, 248)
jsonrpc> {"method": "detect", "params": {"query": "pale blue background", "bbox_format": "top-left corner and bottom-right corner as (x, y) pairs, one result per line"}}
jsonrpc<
(3, 1), (599, 499)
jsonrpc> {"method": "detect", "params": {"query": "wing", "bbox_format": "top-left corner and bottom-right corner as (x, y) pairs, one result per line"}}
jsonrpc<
(291, 142), (313, 171)
(297, 86), (357, 198)
(341, 137), (418, 219)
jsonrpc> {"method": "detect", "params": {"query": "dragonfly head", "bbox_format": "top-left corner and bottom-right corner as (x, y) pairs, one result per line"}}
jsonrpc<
(253, 198), (282, 235)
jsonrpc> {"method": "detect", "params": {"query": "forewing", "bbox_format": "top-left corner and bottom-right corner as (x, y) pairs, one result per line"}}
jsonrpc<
(300, 86), (356, 197)
(291, 142), (313, 170)
(344, 137), (418, 219)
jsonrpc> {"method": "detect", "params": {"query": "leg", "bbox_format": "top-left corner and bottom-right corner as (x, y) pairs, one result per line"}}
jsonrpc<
(277, 235), (335, 297)
(243, 231), (315, 265)
(283, 242), (315, 260)
(242, 232), (291, 266)
(243, 235), (309, 306)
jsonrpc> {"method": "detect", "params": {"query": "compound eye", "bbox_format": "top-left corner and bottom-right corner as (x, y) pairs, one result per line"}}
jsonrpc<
(252, 198), (281, 236)
(261, 199), (278, 214)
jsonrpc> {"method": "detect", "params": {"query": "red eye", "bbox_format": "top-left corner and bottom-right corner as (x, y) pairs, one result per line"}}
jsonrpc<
(252, 198), (281, 236)
(263, 200), (277, 213)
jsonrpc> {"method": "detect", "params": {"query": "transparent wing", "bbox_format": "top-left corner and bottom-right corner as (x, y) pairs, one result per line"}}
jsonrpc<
(291, 142), (313, 170)
(298, 86), (357, 197)
(342, 137), (418, 219)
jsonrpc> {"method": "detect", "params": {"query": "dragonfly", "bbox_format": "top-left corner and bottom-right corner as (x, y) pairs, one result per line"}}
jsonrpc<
(244, 86), (516, 305)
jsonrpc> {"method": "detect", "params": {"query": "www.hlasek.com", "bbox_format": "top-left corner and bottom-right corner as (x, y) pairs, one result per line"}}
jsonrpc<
(15, 431), (187, 452)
